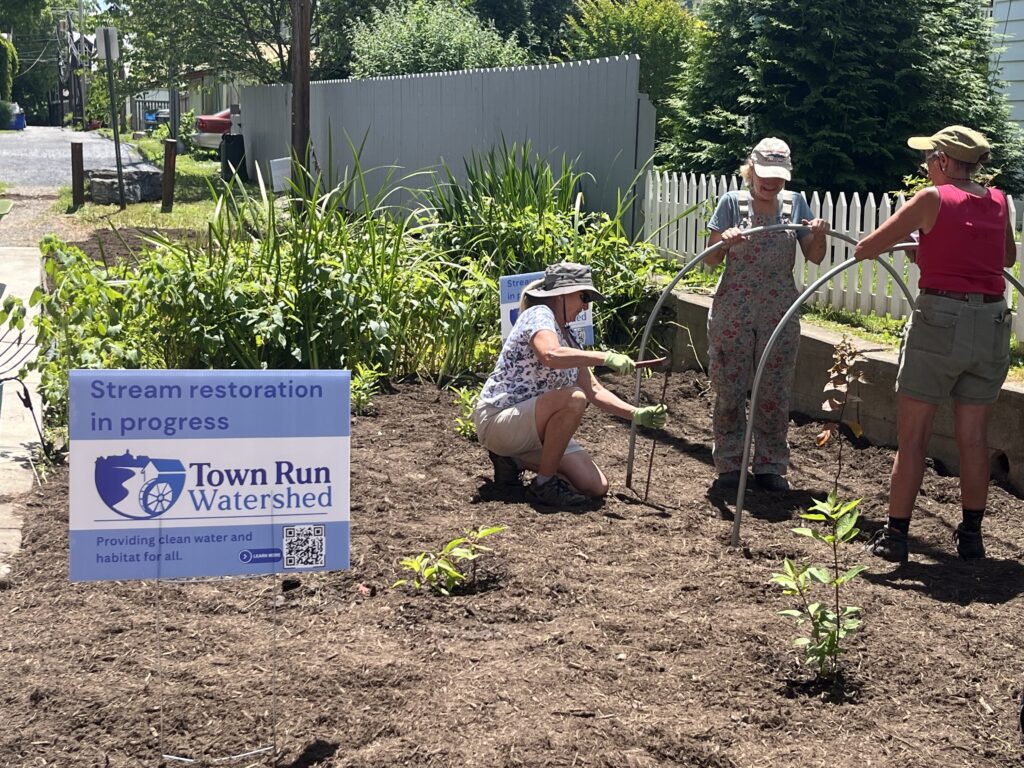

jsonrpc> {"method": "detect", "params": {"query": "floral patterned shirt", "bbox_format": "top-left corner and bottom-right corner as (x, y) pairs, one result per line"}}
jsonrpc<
(478, 305), (579, 410)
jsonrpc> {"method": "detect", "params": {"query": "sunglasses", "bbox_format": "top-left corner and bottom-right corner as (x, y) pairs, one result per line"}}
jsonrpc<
(579, 291), (595, 304)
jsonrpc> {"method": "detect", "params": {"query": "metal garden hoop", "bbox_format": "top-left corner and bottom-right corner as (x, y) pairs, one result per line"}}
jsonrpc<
(729, 263), (1024, 547)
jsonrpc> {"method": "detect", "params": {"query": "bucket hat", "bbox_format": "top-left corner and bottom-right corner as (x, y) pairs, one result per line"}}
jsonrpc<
(523, 262), (606, 301)
(750, 137), (792, 181)
(907, 125), (990, 164)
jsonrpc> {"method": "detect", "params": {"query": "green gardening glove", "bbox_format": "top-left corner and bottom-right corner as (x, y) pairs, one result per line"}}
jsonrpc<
(603, 351), (636, 375)
(633, 404), (668, 429)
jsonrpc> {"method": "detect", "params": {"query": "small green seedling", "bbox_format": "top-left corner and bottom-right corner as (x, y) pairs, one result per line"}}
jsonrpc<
(351, 363), (385, 416)
(449, 383), (481, 441)
(393, 524), (506, 596)
(770, 493), (866, 680)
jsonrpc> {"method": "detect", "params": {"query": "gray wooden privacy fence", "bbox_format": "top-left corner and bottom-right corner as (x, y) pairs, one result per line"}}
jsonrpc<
(239, 56), (655, 236)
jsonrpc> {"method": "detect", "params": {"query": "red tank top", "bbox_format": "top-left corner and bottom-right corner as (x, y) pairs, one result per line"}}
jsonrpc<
(917, 185), (1007, 295)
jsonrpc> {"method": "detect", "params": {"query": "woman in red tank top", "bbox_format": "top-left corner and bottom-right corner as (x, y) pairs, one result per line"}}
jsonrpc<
(854, 126), (1016, 563)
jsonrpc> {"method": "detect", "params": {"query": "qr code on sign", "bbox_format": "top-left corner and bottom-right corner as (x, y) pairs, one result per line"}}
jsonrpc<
(283, 525), (326, 568)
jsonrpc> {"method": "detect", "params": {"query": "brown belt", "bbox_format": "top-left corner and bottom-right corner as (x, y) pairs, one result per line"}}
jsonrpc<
(920, 288), (1004, 303)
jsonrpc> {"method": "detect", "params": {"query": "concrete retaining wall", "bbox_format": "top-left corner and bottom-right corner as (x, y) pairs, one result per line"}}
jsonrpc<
(668, 291), (1024, 494)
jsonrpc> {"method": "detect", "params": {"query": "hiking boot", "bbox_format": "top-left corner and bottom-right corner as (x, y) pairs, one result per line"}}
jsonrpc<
(526, 476), (589, 509)
(712, 470), (742, 490)
(866, 526), (908, 563)
(755, 473), (790, 492)
(488, 451), (523, 487)
(953, 524), (985, 560)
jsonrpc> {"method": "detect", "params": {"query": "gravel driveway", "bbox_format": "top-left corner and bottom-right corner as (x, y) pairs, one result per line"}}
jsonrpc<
(0, 126), (143, 188)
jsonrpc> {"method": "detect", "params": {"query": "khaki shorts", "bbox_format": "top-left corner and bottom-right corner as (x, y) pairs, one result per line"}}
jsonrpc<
(897, 293), (1012, 405)
(474, 395), (583, 466)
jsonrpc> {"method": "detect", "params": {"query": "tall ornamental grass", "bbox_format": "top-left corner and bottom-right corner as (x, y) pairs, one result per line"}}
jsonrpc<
(422, 142), (670, 347)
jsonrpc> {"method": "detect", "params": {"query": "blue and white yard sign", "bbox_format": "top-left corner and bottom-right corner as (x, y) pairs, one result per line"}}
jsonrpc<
(69, 370), (350, 582)
(499, 271), (594, 345)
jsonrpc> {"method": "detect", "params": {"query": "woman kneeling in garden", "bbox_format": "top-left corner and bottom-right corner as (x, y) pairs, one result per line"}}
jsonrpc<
(473, 262), (668, 508)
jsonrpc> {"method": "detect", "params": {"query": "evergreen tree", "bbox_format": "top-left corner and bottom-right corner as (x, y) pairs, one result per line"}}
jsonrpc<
(664, 0), (1023, 194)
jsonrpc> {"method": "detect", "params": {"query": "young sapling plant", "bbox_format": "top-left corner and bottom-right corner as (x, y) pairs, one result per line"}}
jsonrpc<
(351, 363), (385, 416)
(393, 524), (506, 596)
(449, 383), (482, 441)
(772, 334), (868, 681)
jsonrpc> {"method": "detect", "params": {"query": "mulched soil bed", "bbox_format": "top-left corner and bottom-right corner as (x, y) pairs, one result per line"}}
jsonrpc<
(68, 227), (203, 266)
(1, 373), (1022, 767)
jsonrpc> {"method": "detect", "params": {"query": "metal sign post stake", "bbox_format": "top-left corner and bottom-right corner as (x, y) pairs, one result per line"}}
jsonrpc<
(99, 27), (126, 210)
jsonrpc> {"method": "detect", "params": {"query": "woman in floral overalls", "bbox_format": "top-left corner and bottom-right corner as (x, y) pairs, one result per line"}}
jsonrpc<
(705, 138), (829, 491)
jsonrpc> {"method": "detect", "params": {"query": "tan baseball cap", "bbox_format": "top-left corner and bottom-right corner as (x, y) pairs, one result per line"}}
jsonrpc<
(750, 137), (792, 180)
(907, 125), (990, 163)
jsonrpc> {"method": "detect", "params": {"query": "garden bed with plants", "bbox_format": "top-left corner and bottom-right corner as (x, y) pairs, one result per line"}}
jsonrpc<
(2, 147), (1022, 766)
(1, 374), (1023, 767)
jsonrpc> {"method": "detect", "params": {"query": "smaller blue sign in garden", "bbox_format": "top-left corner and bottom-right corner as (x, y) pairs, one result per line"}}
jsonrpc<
(499, 271), (594, 345)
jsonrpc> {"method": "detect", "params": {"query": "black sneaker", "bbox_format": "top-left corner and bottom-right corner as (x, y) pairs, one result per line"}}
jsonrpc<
(712, 470), (742, 490)
(526, 476), (589, 508)
(488, 451), (523, 487)
(866, 526), (908, 563)
(755, 473), (790, 492)
(953, 524), (985, 560)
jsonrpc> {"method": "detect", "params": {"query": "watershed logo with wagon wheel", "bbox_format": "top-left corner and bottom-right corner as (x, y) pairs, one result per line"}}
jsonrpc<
(94, 450), (187, 519)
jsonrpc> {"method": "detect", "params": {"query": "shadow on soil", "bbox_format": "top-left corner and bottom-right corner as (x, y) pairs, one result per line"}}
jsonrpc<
(861, 556), (1024, 606)
(280, 739), (339, 768)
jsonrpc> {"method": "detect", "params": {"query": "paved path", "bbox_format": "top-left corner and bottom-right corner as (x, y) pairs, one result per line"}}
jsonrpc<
(0, 247), (43, 583)
(0, 125), (142, 187)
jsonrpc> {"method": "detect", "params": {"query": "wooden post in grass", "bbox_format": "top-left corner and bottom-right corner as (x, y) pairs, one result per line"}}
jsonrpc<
(161, 138), (177, 213)
(71, 141), (84, 208)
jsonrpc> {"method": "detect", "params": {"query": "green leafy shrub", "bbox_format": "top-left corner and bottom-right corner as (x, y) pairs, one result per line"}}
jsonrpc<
(562, 0), (697, 109)
(0, 37), (17, 102)
(393, 524), (506, 595)
(350, 0), (531, 77)
(770, 494), (866, 680)
(0, 100), (13, 130)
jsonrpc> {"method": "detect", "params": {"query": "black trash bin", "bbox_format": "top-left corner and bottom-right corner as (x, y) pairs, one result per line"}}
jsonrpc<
(220, 134), (249, 183)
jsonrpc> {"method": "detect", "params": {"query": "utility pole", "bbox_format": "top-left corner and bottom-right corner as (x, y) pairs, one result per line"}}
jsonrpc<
(290, 0), (311, 194)
(78, 0), (87, 114)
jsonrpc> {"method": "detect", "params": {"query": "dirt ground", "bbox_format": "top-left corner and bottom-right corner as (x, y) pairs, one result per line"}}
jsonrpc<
(0, 188), (194, 263)
(0, 188), (95, 247)
(1, 373), (1022, 767)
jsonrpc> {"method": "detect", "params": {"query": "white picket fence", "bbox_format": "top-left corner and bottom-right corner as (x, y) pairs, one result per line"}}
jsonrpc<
(642, 170), (1024, 341)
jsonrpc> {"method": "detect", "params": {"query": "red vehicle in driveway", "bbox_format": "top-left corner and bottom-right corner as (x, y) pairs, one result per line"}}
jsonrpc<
(193, 108), (232, 150)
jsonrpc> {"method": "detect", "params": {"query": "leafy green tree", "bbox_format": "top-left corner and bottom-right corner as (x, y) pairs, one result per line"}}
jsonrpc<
(561, 0), (697, 108)
(313, 0), (389, 80)
(0, 36), (17, 101)
(0, 0), (48, 35)
(350, 0), (532, 78)
(116, 0), (290, 86)
(471, 0), (577, 55)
